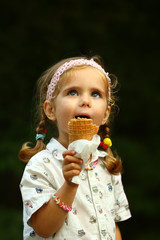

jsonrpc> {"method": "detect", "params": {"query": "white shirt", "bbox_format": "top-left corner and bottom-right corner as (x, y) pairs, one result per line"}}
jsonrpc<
(20, 138), (131, 240)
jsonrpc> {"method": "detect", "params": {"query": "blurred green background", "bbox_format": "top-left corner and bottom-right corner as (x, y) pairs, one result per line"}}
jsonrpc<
(1, 0), (159, 239)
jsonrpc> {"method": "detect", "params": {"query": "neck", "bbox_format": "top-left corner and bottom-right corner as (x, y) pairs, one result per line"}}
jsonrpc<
(58, 135), (69, 149)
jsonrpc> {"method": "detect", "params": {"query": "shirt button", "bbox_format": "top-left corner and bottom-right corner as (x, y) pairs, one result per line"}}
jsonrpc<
(52, 150), (58, 157)
(94, 196), (100, 204)
(100, 224), (106, 229)
(88, 171), (94, 177)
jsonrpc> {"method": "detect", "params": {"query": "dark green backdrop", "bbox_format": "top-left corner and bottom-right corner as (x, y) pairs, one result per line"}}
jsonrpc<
(1, 0), (159, 239)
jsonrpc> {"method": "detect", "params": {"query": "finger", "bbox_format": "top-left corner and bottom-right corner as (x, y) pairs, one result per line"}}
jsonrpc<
(63, 162), (82, 172)
(63, 169), (81, 182)
(63, 155), (83, 165)
(63, 150), (76, 158)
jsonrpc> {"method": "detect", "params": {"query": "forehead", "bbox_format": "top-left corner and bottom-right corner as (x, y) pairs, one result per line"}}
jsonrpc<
(61, 66), (108, 87)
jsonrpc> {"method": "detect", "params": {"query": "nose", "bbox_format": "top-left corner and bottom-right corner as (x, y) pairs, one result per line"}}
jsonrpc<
(79, 93), (91, 107)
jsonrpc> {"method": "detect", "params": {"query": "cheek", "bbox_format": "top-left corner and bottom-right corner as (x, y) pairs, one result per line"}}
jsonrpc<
(60, 101), (75, 113)
(55, 99), (75, 122)
(94, 103), (108, 125)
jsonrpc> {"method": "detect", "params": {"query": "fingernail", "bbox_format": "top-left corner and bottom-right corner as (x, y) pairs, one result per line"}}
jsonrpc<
(71, 150), (76, 154)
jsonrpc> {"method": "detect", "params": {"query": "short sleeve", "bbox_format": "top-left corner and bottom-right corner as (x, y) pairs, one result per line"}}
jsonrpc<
(112, 174), (131, 222)
(20, 155), (57, 225)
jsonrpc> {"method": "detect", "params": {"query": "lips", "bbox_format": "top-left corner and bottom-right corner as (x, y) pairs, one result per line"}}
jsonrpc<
(75, 114), (91, 119)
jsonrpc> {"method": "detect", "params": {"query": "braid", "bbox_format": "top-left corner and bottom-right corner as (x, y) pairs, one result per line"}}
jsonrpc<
(98, 124), (111, 139)
(18, 110), (47, 162)
(36, 110), (47, 134)
(98, 123), (122, 175)
(19, 55), (121, 168)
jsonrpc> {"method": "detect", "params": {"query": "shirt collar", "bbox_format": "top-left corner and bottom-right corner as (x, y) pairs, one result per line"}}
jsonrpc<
(91, 149), (107, 162)
(46, 138), (107, 162)
(46, 138), (66, 161)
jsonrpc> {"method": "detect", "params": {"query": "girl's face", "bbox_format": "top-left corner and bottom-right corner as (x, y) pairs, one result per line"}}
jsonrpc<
(46, 67), (110, 147)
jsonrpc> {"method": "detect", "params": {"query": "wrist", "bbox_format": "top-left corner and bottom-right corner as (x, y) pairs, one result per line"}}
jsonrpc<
(52, 194), (72, 212)
(64, 179), (79, 189)
(54, 181), (78, 208)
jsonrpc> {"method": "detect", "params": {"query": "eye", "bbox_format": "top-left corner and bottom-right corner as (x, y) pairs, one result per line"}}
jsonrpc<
(68, 90), (78, 96)
(91, 91), (101, 98)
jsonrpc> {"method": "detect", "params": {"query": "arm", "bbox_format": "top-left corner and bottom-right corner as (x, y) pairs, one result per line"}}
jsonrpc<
(115, 224), (122, 240)
(31, 150), (82, 238)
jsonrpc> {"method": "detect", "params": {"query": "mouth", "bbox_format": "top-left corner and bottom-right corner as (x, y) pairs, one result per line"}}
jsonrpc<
(75, 115), (91, 119)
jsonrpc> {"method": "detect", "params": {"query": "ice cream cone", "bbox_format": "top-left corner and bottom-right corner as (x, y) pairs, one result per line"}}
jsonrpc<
(68, 118), (99, 144)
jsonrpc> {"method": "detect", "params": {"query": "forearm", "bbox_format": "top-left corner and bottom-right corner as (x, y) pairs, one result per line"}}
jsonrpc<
(115, 223), (122, 240)
(31, 181), (78, 238)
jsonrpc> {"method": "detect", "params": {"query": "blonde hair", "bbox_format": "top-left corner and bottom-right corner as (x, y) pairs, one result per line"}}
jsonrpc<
(19, 55), (122, 174)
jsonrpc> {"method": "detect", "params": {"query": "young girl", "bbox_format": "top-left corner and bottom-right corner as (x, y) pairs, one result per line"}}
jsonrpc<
(19, 56), (131, 240)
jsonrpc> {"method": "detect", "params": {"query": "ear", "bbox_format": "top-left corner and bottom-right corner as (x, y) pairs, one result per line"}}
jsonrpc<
(43, 100), (56, 121)
(102, 106), (111, 125)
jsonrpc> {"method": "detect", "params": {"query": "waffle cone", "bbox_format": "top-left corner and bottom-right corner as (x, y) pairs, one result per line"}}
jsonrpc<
(68, 118), (99, 144)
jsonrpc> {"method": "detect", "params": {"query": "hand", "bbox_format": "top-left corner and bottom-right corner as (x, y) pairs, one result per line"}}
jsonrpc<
(62, 150), (83, 184)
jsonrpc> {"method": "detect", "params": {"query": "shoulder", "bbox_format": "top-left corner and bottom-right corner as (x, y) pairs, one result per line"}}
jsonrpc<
(28, 149), (53, 167)
(111, 173), (124, 188)
(21, 138), (65, 184)
(27, 138), (65, 166)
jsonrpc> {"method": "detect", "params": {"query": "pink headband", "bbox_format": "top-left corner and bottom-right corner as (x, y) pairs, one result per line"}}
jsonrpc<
(46, 58), (111, 100)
